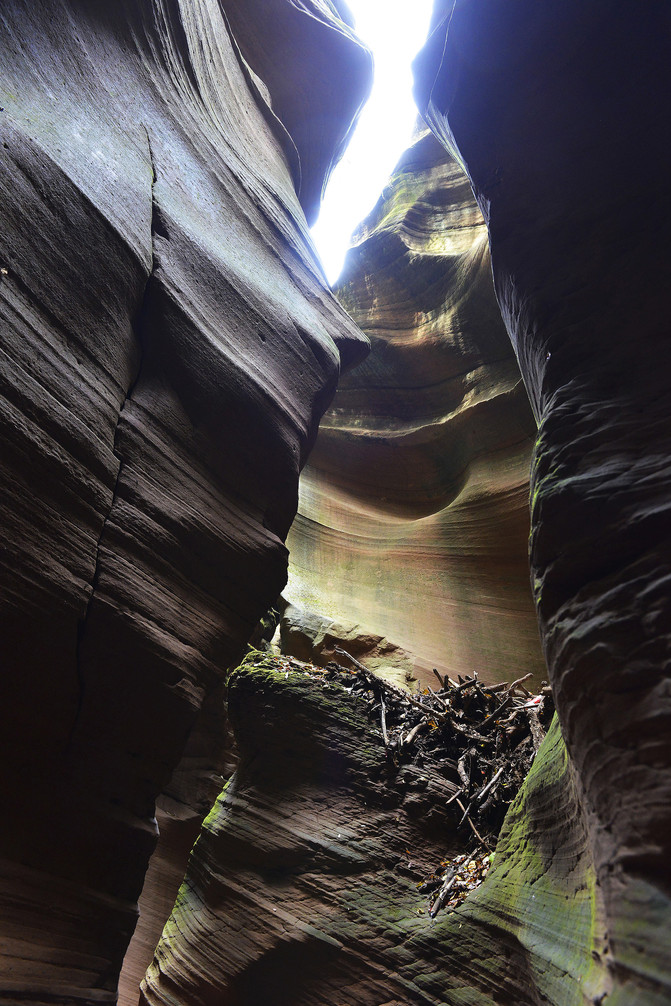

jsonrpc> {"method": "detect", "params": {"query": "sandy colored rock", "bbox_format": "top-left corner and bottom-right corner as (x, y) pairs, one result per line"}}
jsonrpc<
(279, 601), (416, 688)
(287, 128), (543, 687)
(117, 812), (203, 1006)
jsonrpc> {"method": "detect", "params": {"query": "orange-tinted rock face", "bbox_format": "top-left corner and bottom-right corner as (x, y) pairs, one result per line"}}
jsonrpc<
(415, 2), (671, 1000)
(0, 1), (369, 1000)
(287, 128), (544, 686)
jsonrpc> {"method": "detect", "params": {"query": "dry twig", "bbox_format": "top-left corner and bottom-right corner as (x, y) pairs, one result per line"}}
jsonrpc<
(380, 696), (389, 746)
(315, 650), (552, 877)
(455, 798), (491, 851)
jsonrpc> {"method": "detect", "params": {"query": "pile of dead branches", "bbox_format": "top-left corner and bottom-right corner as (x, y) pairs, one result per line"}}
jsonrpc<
(251, 646), (553, 915)
(324, 647), (554, 913)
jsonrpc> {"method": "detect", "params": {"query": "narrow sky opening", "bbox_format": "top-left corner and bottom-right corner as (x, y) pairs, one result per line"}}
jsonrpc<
(310, 0), (434, 285)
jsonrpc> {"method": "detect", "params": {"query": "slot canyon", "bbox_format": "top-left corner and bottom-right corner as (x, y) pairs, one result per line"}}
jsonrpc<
(1, 2), (669, 1005)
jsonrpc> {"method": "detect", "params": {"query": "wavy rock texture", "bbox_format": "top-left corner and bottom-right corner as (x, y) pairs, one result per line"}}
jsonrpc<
(118, 682), (236, 1005)
(117, 812), (204, 1006)
(415, 2), (671, 1001)
(287, 128), (543, 684)
(143, 656), (607, 1006)
(220, 0), (372, 226)
(0, 1), (368, 1001)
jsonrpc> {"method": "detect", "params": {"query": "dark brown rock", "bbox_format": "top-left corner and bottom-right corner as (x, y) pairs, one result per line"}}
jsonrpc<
(414, 2), (671, 1001)
(220, 0), (373, 227)
(0, 1), (368, 1000)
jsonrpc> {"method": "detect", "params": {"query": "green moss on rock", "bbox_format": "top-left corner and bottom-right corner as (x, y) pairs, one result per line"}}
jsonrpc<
(457, 716), (610, 1004)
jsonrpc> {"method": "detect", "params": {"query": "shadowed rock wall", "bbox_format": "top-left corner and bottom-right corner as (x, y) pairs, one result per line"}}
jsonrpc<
(219, 0), (372, 226)
(0, 1), (369, 1001)
(287, 128), (543, 684)
(415, 2), (671, 1001)
(142, 657), (605, 1006)
(141, 5), (671, 1003)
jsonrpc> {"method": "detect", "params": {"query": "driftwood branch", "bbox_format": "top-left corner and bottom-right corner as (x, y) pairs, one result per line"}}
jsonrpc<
(477, 766), (504, 803)
(380, 696), (388, 746)
(457, 752), (471, 790)
(455, 798), (491, 851)
(429, 869), (457, 918)
(333, 647), (447, 721)
(480, 695), (512, 731)
(446, 787), (464, 806)
(508, 672), (534, 693)
(426, 686), (450, 712)
(454, 674), (478, 692)
(401, 719), (426, 748)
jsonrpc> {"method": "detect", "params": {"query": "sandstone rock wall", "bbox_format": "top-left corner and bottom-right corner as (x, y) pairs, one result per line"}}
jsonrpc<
(142, 656), (602, 1006)
(141, 4), (671, 1002)
(287, 128), (544, 685)
(0, 1), (369, 1001)
(6, 0), (668, 1002)
(219, 0), (372, 226)
(414, 2), (671, 1001)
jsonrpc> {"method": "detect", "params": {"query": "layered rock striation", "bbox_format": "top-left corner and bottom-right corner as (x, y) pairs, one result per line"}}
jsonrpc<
(0, 1), (369, 1001)
(143, 655), (606, 1006)
(6, 0), (669, 1002)
(219, 0), (372, 226)
(415, 2), (671, 1001)
(287, 127), (543, 684)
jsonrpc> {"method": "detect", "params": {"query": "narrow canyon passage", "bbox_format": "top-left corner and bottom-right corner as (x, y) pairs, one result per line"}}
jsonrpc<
(120, 91), (550, 1006)
(1, 2), (670, 1005)
(286, 125), (542, 688)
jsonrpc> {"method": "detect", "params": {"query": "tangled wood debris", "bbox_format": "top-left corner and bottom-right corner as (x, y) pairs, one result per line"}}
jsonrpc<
(417, 851), (492, 918)
(246, 647), (554, 917)
(326, 647), (554, 915)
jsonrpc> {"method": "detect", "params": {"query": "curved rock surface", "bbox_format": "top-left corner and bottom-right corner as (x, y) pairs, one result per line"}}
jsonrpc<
(117, 812), (203, 1006)
(142, 654), (605, 1006)
(415, 2), (671, 1001)
(220, 0), (372, 226)
(287, 128), (543, 685)
(0, 1), (368, 1001)
(280, 600), (417, 689)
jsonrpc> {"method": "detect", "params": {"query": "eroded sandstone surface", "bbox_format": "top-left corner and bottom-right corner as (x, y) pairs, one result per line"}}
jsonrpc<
(142, 654), (602, 1006)
(414, 2), (671, 1001)
(0, 1), (369, 1000)
(286, 128), (544, 685)
(3, 0), (670, 1003)
(139, 3), (671, 1002)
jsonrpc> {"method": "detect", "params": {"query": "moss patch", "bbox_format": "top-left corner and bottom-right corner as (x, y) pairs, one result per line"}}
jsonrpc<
(458, 716), (609, 1004)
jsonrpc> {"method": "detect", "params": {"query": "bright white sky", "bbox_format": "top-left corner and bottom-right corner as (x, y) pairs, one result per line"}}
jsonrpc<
(310, 0), (434, 285)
